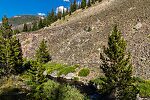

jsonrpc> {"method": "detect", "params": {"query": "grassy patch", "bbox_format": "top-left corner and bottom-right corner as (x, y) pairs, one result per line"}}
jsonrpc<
(44, 62), (78, 76)
(58, 66), (77, 76)
(78, 68), (90, 77)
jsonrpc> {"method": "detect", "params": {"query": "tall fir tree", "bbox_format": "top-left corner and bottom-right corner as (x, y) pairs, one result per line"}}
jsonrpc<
(0, 16), (12, 39)
(32, 22), (38, 31)
(57, 11), (62, 20)
(38, 18), (45, 29)
(91, 0), (95, 4)
(87, 0), (91, 7)
(81, 0), (86, 9)
(12, 37), (23, 73)
(0, 16), (23, 75)
(36, 39), (51, 64)
(100, 26), (139, 99)
(47, 9), (57, 25)
(22, 23), (28, 32)
(62, 8), (66, 20)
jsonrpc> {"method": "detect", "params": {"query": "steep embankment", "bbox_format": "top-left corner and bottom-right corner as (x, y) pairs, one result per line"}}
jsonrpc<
(18, 0), (150, 79)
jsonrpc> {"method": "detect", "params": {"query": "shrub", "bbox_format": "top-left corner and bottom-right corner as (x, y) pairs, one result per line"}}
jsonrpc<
(73, 77), (79, 81)
(30, 80), (59, 100)
(58, 85), (84, 100)
(78, 68), (90, 77)
(134, 77), (150, 97)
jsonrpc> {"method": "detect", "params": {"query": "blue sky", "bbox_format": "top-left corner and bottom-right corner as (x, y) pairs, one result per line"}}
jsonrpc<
(0, 0), (79, 19)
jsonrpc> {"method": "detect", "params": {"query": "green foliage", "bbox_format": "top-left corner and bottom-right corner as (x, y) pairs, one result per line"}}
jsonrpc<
(22, 60), (46, 84)
(100, 25), (139, 99)
(0, 16), (23, 76)
(133, 77), (150, 97)
(13, 29), (20, 34)
(44, 62), (78, 76)
(36, 39), (51, 64)
(87, 0), (91, 7)
(58, 66), (77, 76)
(38, 18), (45, 29)
(30, 80), (59, 100)
(81, 0), (86, 9)
(22, 23), (28, 32)
(47, 9), (57, 25)
(70, 0), (77, 13)
(58, 85), (84, 100)
(73, 77), (79, 81)
(31, 22), (38, 31)
(78, 68), (90, 77)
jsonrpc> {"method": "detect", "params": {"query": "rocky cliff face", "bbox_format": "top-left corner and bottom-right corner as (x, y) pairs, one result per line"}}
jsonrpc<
(17, 0), (150, 79)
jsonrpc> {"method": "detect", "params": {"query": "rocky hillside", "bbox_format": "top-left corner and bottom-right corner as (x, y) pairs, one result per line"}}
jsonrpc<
(17, 0), (150, 79)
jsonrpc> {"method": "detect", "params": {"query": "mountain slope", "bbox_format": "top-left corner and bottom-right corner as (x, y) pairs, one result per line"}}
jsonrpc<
(18, 0), (150, 79)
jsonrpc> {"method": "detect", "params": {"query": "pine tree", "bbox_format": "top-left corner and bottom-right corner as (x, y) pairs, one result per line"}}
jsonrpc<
(32, 22), (38, 31)
(22, 23), (28, 32)
(0, 16), (12, 39)
(87, 0), (91, 7)
(12, 37), (23, 73)
(57, 11), (62, 20)
(81, 0), (86, 9)
(0, 16), (23, 75)
(100, 26), (139, 100)
(38, 18), (45, 29)
(91, 0), (95, 4)
(62, 8), (66, 20)
(36, 39), (51, 64)
(47, 9), (57, 25)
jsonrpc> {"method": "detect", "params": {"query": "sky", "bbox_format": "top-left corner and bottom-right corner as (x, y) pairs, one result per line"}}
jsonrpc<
(0, 0), (79, 20)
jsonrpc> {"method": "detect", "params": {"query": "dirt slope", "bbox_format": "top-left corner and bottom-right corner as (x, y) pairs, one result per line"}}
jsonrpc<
(17, 0), (150, 79)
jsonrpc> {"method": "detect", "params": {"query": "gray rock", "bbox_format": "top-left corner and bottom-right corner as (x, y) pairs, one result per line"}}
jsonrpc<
(64, 73), (75, 80)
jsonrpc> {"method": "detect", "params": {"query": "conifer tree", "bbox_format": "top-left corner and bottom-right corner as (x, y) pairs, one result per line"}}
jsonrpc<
(100, 26), (139, 99)
(91, 0), (95, 4)
(47, 9), (57, 25)
(62, 8), (66, 20)
(0, 16), (23, 75)
(32, 22), (38, 31)
(36, 39), (51, 64)
(38, 18), (45, 29)
(22, 23), (28, 32)
(57, 11), (62, 20)
(12, 37), (23, 73)
(1, 16), (12, 38)
(81, 0), (86, 9)
(87, 0), (91, 7)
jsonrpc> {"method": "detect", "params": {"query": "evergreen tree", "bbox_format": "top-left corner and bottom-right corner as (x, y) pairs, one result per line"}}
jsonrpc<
(100, 26), (139, 99)
(0, 16), (23, 75)
(12, 37), (23, 73)
(47, 9), (57, 25)
(57, 11), (62, 20)
(0, 16), (12, 38)
(32, 22), (38, 31)
(91, 0), (95, 4)
(71, 0), (77, 12)
(22, 23), (28, 32)
(87, 0), (91, 7)
(62, 8), (66, 20)
(81, 0), (86, 9)
(38, 18), (45, 29)
(36, 39), (51, 64)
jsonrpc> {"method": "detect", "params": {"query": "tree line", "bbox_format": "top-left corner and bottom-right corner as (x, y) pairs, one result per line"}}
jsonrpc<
(14, 0), (103, 33)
